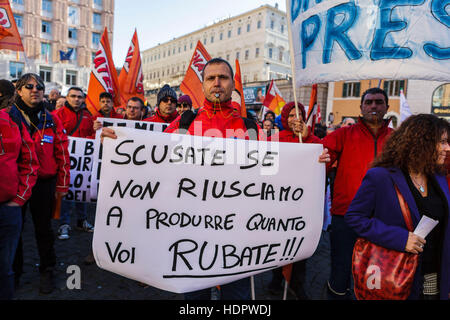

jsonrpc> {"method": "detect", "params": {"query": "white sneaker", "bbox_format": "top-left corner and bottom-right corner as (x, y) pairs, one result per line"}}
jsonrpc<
(58, 224), (71, 240)
(76, 220), (94, 232)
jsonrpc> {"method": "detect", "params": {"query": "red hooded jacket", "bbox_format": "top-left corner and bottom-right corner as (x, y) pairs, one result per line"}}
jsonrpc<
(10, 103), (71, 194)
(54, 102), (95, 138)
(0, 110), (39, 206)
(144, 108), (178, 124)
(322, 118), (393, 216)
(165, 99), (256, 139)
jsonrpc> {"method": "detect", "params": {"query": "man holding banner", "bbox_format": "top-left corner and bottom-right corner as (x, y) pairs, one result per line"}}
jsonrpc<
(323, 87), (393, 299)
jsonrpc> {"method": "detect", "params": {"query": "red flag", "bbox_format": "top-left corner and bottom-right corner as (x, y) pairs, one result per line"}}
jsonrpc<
(263, 80), (285, 115)
(86, 27), (120, 117)
(118, 29), (145, 106)
(0, 1), (24, 51)
(180, 41), (211, 109)
(305, 83), (319, 133)
(282, 264), (293, 284)
(232, 59), (247, 118)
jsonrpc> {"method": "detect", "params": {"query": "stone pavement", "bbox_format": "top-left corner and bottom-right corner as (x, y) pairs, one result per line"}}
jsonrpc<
(14, 204), (331, 300)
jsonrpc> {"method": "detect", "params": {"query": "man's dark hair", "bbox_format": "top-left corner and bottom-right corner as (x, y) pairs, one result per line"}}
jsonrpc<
(15, 73), (45, 92)
(127, 96), (144, 108)
(99, 92), (113, 100)
(202, 57), (234, 81)
(361, 87), (389, 106)
(68, 86), (84, 96)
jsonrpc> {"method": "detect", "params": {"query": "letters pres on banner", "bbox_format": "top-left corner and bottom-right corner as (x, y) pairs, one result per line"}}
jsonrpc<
(287, 0), (450, 87)
(90, 118), (168, 201)
(92, 128), (325, 293)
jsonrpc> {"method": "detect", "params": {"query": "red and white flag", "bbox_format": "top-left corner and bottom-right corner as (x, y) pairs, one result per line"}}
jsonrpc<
(232, 59), (247, 118)
(262, 80), (285, 115)
(0, 0), (24, 51)
(180, 41), (211, 109)
(305, 84), (320, 133)
(118, 29), (145, 106)
(86, 27), (120, 117)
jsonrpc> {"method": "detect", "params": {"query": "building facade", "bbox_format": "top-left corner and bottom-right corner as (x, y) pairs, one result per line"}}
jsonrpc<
(142, 4), (293, 107)
(2, 0), (114, 94)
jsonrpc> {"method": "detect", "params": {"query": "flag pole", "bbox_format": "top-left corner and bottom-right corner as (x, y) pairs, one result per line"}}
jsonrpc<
(251, 276), (255, 300)
(286, 1), (302, 143)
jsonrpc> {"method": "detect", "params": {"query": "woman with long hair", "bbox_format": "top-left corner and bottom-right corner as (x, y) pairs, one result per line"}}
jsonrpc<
(345, 114), (450, 300)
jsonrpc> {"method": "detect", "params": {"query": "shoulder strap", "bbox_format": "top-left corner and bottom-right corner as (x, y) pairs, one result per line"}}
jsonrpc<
(394, 184), (414, 232)
(68, 109), (84, 136)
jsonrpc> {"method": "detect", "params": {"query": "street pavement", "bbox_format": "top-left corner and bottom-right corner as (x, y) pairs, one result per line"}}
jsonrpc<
(14, 204), (331, 300)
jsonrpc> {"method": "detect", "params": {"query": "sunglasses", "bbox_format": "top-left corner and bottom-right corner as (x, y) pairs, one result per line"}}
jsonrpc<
(24, 83), (44, 91)
(161, 97), (176, 103)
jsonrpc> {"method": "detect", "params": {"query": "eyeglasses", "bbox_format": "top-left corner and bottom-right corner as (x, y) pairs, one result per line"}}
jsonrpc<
(161, 97), (176, 104)
(24, 83), (44, 91)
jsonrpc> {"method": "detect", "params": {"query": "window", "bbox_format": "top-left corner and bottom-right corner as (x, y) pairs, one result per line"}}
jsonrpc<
(184, 45), (186, 51)
(279, 50), (283, 62)
(432, 84), (450, 109)
(247, 24), (251, 32)
(244, 75), (248, 83)
(12, 0), (24, 4)
(41, 42), (52, 62)
(269, 48), (273, 59)
(92, 32), (100, 46)
(228, 30), (231, 38)
(257, 21), (261, 29)
(66, 70), (77, 85)
(210, 36), (214, 43)
(342, 82), (361, 97)
(190, 42), (193, 49)
(203, 38), (206, 45)
(226, 54), (230, 61)
(255, 48), (260, 58)
(270, 20), (274, 29)
(93, 0), (102, 7)
(245, 50), (249, 60)
(93, 13), (101, 26)
(14, 14), (23, 29)
(41, 21), (51, 34)
(42, 0), (52, 13)
(383, 80), (405, 97)
(39, 66), (52, 82)
(281, 25), (284, 33)
(237, 27), (241, 35)
(173, 48), (175, 54)
(220, 33), (223, 40)
(68, 28), (77, 39)
(10, 61), (24, 78)
(236, 52), (240, 60)
(68, 6), (79, 25)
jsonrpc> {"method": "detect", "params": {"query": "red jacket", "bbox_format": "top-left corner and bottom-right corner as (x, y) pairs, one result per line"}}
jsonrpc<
(54, 103), (95, 138)
(322, 118), (393, 216)
(165, 99), (255, 139)
(144, 108), (178, 124)
(10, 104), (70, 193)
(0, 110), (39, 206)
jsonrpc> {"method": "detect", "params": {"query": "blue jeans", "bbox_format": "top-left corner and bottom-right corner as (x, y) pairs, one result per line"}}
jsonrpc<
(60, 200), (87, 226)
(184, 277), (251, 300)
(327, 215), (357, 300)
(0, 204), (22, 300)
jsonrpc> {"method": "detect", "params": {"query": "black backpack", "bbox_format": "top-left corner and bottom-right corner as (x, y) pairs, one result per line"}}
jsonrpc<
(179, 110), (259, 140)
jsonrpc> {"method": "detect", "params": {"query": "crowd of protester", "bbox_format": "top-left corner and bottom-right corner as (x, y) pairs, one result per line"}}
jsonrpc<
(1, 57), (449, 301)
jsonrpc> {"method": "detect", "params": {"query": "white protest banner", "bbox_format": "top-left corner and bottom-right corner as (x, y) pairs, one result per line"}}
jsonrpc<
(92, 128), (325, 293)
(287, 0), (450, 87)
(66, 137), (95, 202)
(90, 118), (168, 201)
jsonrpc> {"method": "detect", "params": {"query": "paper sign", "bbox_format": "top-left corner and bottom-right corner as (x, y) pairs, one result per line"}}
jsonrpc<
(414, 215), (439, 239)
(92, 128), (325, 293)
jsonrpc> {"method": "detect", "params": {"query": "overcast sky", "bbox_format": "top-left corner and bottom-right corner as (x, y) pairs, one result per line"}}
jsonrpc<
(112, 0), (287, 68)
